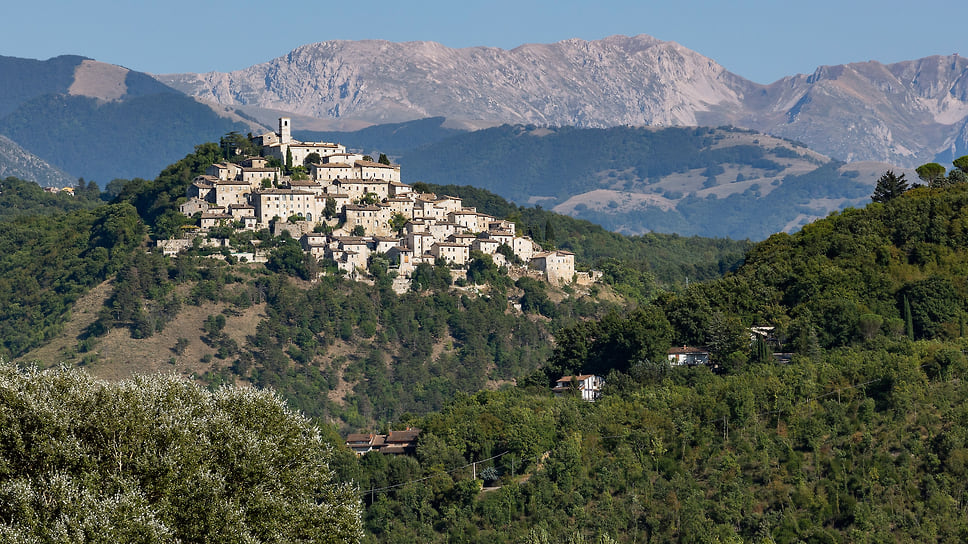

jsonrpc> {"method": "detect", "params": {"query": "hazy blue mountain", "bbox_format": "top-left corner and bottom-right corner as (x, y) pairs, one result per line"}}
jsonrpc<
(294, 116), (463, 156)
(0, 55), (257, 183)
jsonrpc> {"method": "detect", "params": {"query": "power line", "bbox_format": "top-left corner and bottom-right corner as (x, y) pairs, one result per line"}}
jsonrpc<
(364, 450), (510, 496)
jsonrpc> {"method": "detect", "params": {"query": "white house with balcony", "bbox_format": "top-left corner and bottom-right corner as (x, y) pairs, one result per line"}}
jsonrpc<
(552, 375), (603, 402)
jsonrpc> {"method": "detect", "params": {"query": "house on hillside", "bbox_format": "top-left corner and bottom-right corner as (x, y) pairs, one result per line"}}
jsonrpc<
(667, 346), (710, 366)
(381, 428), (421, 455)
(552, 375), (603, 402)
(344, 428), (420, 456)
(532, 250), (575, 284)
(345, 433), (387, 456)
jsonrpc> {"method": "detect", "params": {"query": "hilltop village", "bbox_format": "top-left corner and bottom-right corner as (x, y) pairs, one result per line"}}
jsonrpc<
(168, 118), (593, 291)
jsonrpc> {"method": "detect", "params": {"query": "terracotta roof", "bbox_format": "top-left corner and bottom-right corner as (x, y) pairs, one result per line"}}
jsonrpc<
(355, 160), (397, 168)
(289, 142), (339, 148)
(387, 428), (421, 443)
(256, 189), (315, 195)
(331, 236), (369, 244)
(557, 374), (596, 382)
(668, 346), (708, 355)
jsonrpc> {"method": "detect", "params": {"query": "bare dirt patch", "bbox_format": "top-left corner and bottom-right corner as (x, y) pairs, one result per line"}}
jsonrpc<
(82, 301), (266, 382)
(17, 280), (113, 366)
(553, 189), (676, 214)
(69, 60), (128, 100)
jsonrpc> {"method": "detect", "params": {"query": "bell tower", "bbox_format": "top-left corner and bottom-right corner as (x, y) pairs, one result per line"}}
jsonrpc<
(279, 117), (292, 144)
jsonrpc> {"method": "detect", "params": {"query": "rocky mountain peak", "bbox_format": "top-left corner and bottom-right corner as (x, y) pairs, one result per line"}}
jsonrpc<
(156, 36), (968, 166)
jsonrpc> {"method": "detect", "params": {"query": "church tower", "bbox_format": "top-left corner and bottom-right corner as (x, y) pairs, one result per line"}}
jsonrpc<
(279, 117), (292, 144)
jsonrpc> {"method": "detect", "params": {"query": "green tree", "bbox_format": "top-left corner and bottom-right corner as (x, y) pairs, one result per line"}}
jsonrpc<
(705, 311), (747, 367)
(0, 364), (362, 542)
(267, 236), (316, 280)
(904, 295), (915, 340)
(899, 277), (960, 339)
(750, 336), (772, 364)
(953, 155), (968, 173)
(304, 152), (322, 165)
(389, 212), (408, 234)
(548, 306), (672, 378)
(378, 153), (391, 165)
(916, 162), (947, 187)
(467, 251), (502, 285)
(290, 166), (309, 181)
(358, 192), (380, 206)
(871, 170), (909, 202)
(285, 148), (293, 172)
(544, 218), (556, 244)
(324, 197), (337, 219)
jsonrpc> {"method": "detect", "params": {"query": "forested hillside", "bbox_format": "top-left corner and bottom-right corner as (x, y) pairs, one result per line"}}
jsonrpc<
(6, 137), (744, 432)
(5, 135), (968, 541)
(343, 168), (968, 543)
(0, 178), (141, 358)
(0, 92), (249, 182)
(401, 124), (883, 239)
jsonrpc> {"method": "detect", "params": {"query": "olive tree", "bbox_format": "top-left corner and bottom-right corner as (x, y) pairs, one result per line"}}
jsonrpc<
(0, 364), (362, 543)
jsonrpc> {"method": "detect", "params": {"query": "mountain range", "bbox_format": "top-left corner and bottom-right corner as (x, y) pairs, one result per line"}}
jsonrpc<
(158, 35), (968, 166)
(1, 36), (966, 238)
(395, 123), (910, 239)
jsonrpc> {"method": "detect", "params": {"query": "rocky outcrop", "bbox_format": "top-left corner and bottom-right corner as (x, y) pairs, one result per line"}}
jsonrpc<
(158, 35), (752, 129)
(0, 135), (75, 187)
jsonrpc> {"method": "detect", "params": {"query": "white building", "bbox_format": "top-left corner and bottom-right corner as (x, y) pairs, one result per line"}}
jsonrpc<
(552, 375), (603, 402)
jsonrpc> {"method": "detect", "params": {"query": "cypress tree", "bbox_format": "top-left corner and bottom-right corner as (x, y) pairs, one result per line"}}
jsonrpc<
(545, 219), (555, 244)
(904, 295), (914, 339)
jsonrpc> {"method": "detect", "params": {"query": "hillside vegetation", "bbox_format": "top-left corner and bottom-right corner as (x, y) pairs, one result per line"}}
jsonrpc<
(6, 138), (743, 431)
(342, 168), (968, 543)
(5, 136), (968, 541)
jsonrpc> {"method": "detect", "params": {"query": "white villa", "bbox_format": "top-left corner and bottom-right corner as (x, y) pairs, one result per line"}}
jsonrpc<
(552, 375), (604, 402)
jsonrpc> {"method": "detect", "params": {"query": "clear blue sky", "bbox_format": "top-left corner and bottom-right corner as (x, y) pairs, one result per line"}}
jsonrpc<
(3, 0), (964, 84)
